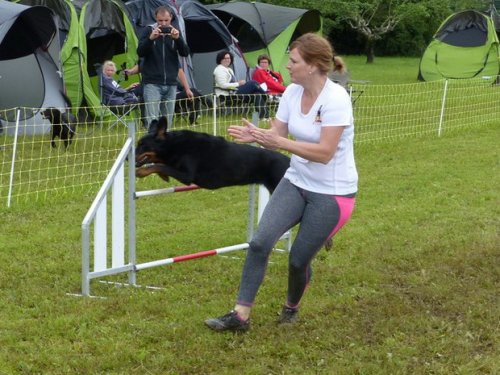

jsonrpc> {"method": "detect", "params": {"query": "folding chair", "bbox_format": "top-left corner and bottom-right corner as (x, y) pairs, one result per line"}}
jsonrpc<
(346, 80), (370, 106)
(95, 63), (139, 129)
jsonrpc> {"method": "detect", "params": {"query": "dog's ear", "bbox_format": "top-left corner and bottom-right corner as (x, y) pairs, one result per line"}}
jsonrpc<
(156, 116), (169, 139)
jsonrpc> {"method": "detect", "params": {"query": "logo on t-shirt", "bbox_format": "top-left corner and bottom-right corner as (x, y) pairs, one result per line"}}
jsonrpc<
(314, 105), (322, 125)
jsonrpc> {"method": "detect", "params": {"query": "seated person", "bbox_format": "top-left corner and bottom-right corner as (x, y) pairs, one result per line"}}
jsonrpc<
(328, 55), (350, 89)
(101, 60), (139, 106)
(251, 54), (286, 95)
(213, 50), (268, 119)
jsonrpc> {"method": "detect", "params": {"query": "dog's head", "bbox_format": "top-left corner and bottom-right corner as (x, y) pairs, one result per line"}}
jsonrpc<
(135, 116), (169, 168)
(41, 108), (61, 123)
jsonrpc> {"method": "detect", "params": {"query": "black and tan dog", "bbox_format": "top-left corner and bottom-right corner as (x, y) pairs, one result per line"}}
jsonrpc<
(135, 117), (290, 192)
(41, 108), (77, 149)
(41, 91), (78, 149)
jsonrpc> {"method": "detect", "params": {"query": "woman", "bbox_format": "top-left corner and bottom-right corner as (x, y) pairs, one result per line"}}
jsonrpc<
(100, 60), (139, 106)
(213, 51), (269, 119)
(205, 33), (358, 332)
(252, 54), (286, 95)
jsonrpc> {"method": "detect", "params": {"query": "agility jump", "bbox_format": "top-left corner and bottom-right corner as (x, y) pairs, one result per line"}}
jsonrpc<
(81, 124), (290, 296)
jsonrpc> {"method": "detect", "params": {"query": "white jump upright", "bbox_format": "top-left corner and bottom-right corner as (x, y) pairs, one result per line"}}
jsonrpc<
(81, 123), (291, 296)
(81, 123), (137, 296)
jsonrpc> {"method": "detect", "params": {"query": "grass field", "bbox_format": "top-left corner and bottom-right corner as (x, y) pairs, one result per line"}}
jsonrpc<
(345, 56), (422, 84)
(0, 57), (499, 374)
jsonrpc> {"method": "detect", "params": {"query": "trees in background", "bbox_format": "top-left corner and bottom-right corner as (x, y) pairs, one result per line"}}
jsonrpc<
(200, 0), (497, 62)
(328, 0), (427, 63)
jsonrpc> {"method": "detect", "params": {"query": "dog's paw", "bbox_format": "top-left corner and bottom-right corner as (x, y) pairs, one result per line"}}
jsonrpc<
(158, 173), (170, 182)
(135, 167), (153, 178)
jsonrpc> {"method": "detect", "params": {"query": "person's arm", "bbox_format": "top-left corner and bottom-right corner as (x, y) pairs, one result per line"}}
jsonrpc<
(267, 81), (286, 94)
(137, 28), (154, 57)
(125, 82), (140, 91)
(253, 69), (286, 94)
(170, 27), (190, 57)
(249, 87), (347, 162)
(124, 64), (140, 76)
(252, 68), (267, 83)
(178, 68), (194, 99)
(271, 70), (284, 83)
(228, 117), (289, 144)
(251, 124), (344, 164)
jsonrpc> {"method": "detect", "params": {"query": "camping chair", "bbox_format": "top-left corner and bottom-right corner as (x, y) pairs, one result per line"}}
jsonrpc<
(346, 79), (370, 106)
(329, 70), (369, 106)
(95, 64), (139, 129)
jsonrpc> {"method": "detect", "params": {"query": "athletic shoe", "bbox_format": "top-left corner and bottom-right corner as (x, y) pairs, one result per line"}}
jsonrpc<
(204, 310), (250, 332)
(277, 306), (299, 324)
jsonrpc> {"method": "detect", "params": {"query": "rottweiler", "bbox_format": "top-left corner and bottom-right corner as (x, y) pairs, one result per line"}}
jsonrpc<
(41, 107), (78, 149)
(135, 116), (290, 192)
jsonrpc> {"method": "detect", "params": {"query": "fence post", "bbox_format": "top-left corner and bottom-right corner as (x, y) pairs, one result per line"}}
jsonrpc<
(7, 108), (21, 208)
(438, 80), (449, 137)
(212, 94), (218, 136)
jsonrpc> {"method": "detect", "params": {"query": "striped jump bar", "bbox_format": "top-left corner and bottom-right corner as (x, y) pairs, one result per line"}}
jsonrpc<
(135, 242), (249, 271)
(135, 184), (200, 199)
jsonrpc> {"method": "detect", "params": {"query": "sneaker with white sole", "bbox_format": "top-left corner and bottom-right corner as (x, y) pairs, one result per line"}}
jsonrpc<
(204, 310), (250, 332)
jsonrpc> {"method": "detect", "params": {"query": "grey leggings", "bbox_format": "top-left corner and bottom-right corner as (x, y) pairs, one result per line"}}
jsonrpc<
(237, 178), (356, 308)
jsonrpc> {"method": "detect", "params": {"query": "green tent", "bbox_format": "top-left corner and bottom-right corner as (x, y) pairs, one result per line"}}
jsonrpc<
(75, 0), (140, 112)
(208, 2), (322, 85)
(15, 0), (139, 114)
(418, 10), (500, 83)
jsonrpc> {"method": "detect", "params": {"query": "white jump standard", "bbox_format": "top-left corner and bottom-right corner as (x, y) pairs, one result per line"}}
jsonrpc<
(80, 124), (290, 296)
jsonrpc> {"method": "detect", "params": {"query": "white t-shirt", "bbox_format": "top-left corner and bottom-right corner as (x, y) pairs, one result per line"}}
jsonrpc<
(276, 80), (358, 195)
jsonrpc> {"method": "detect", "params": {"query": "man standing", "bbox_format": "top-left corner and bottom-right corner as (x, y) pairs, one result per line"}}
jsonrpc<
(137, 5), (190, 131)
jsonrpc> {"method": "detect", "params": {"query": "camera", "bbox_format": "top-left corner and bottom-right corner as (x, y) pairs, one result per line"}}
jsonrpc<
(120, 62), (128, 81)
(160, 26), (172, 35)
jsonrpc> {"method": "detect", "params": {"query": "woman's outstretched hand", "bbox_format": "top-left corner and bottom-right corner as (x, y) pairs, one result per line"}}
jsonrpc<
(248, 119), (280, 150)
(228, 118), (257, 143)
(229, 118), (281, 150)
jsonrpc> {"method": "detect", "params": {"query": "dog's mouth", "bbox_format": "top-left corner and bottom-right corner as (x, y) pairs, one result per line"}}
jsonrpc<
(136, 151), (156, 167)
(135, 154), (150, 168)
(135, 151), (169, 180)
(135, 151), (166, 169)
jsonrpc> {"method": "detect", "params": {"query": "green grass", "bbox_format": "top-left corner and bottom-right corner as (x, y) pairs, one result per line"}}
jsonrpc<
(0, 122), (498, 374)
(345, 56), (421, 84)
(0, 56), (499, 373)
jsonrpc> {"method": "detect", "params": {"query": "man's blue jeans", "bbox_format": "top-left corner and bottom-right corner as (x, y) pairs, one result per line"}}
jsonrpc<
(143, 83), (177, 130)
